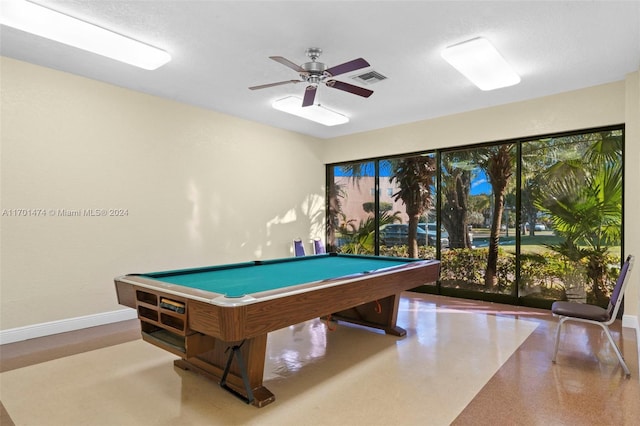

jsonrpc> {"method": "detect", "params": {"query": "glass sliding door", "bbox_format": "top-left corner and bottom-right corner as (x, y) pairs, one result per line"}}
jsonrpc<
(325, 125), (624, 309)
(440, 144), (517, 299)
(377, 154), (437, 260)
(519, 129), (623, 307)
(327, 161), (377, 254)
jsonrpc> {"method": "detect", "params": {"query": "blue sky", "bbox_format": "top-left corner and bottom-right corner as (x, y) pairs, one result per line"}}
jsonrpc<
(334, 165), (493, 195)
(471, 171), (491, 195)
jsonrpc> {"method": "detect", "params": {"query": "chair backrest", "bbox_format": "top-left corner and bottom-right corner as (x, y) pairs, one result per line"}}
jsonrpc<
(313, 238), (326, 255)
(293, 238), (306, 257)
(607, 254), (634, 320)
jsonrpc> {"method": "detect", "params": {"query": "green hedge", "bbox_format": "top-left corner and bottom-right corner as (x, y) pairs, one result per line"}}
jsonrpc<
(339, 244), (621, 306)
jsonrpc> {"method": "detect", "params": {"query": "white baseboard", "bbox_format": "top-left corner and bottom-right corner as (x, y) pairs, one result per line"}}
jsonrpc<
(0, 309), (137, 345)
(622, 314), (638, 330)
(622, 314), (640, 379)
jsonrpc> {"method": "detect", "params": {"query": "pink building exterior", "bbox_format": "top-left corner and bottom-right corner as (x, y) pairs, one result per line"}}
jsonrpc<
(334, 176), (410, 226)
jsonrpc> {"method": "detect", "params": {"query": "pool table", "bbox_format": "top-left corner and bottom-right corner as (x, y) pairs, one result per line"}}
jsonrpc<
(114, 253), (440, 407)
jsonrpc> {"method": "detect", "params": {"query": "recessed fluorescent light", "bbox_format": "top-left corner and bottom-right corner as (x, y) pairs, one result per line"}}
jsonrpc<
(272, 96), (349, 126)
(441, 37), (520, 91)
(0, 0), (171, 70)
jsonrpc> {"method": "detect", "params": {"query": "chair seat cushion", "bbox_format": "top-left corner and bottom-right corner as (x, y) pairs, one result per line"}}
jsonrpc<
(551, 301), (610, 322)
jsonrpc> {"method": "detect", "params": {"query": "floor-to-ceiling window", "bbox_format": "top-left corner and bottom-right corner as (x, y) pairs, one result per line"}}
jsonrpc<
(378, 154), (437, 261)
(519, 129), (623, 308)
(327, 161), (376, 254)
(326, 126), (624, 309)
(439, 143), (517, 301)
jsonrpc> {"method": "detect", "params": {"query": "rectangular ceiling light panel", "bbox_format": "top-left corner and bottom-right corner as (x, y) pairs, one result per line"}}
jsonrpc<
(0, 0), (171, 70)
(441, 37), (520, 91)
(272, 96), (349, 126)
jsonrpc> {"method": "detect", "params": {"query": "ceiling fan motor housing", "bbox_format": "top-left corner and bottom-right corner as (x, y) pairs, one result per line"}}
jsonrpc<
(302, 61), (328, 73)
(302, 48), (327, 85)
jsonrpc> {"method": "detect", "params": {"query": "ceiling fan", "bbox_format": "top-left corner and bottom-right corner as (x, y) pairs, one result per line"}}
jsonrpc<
(249, 48), (374, 107)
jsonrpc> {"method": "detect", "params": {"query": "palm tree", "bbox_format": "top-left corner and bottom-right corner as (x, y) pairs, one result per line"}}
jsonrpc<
(535, 133), (622, 304)
(478, 144), (515, 289)
(440, 155), (473, 248)
(327, 162), (375, 251)
(338, 211), (401, 254)
(327, 177), (345, 250)
(389, 156), (436, 257)
(521, 140), (564, 236)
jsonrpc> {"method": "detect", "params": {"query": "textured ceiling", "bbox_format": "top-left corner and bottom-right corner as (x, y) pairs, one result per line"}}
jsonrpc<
(1, 1), (639, 139)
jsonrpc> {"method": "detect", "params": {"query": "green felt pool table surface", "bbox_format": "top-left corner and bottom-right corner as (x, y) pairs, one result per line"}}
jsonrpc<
(139, 254), (417, 298)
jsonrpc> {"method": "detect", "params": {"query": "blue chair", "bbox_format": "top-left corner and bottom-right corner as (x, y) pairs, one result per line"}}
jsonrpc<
(551, 254), (634, 377)
(293, 238), (306, 257)
(313, 238), (326, 255)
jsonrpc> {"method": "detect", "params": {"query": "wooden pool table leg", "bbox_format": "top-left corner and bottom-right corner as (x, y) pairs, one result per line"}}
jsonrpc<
(173, 334), (276, 408)
(330, 293), (406, 336)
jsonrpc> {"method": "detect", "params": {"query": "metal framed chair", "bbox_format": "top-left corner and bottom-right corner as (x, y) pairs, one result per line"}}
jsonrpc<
(312, 238), (326, 255)
(293, 238), (306, 257)
(551, 254), (634, 377)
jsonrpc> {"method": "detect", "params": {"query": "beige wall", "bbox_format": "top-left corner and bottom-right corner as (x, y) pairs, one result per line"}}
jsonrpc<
(1, 55), (638, 335)
(625, 72), (640, 330)
(0, 57), (325, 330)
(322, 76), (639, 326)
(322, 82), (626, 164)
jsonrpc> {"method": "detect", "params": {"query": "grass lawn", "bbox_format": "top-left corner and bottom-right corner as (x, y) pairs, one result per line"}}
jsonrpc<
(470, 228), (621, 257)
(471, 229), (560, 253)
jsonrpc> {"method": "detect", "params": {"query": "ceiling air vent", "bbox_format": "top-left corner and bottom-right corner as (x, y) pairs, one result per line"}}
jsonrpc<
(351, 70), (387, 85)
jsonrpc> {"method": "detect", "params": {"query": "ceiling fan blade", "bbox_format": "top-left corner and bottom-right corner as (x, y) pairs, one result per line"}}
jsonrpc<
(324, 58), (370, 77)
(325, 80), (374, 98)
(269, 56), (306, 73)
(249, 80), (303, 90)
(302, 85), (317, 107)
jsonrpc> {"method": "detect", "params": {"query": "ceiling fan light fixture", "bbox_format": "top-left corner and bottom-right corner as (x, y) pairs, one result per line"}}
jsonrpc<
(0, 0), (171, 70)
(272, 96), (349, 126)
(441, 37), (520, 91)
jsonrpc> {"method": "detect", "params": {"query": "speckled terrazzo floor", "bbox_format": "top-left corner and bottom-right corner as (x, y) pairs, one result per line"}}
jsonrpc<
(1, 293), (638, 425)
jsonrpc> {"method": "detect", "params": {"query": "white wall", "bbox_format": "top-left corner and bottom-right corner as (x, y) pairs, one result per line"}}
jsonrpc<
(0, 57), (325, 331)
(322, 77), (639, 326)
